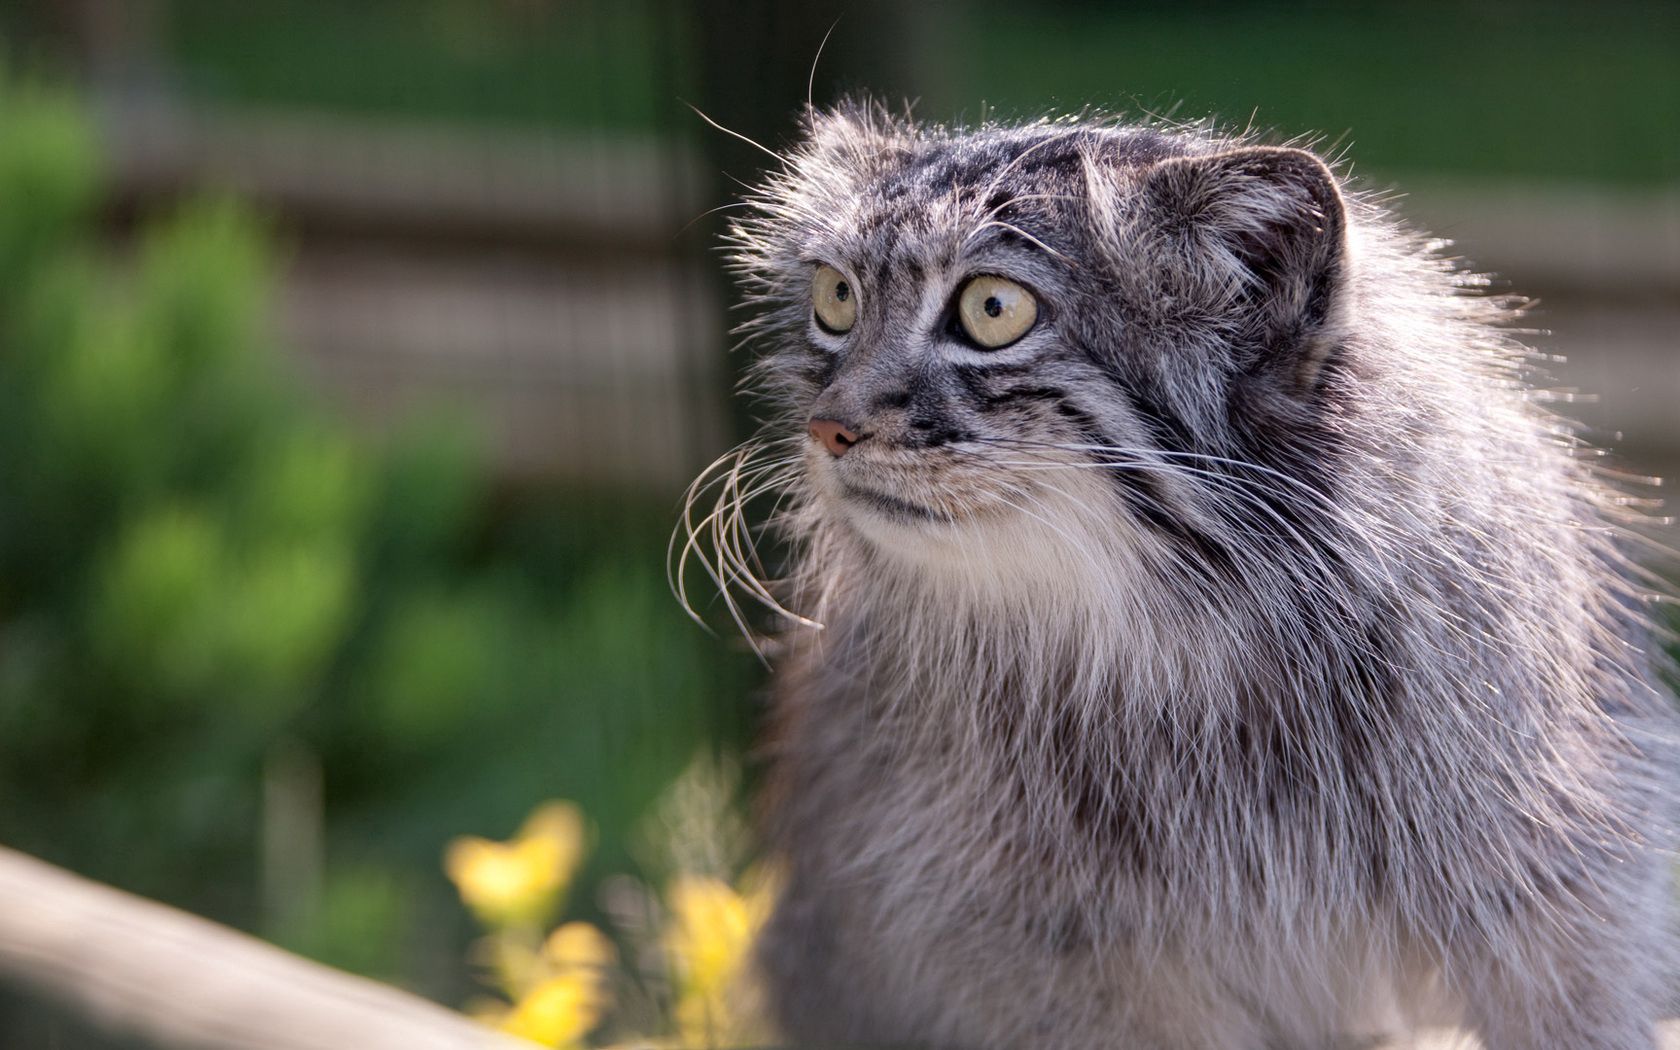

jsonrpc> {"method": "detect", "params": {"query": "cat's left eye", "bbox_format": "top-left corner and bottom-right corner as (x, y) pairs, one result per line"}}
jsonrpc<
(957, 276), (1038, 349)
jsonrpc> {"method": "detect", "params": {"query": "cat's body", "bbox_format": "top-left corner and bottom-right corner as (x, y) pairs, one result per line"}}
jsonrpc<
(686, 105), (1678, 1048)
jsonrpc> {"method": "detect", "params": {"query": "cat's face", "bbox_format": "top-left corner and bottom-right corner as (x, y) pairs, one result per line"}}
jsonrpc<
(731, 108), (1349, 578)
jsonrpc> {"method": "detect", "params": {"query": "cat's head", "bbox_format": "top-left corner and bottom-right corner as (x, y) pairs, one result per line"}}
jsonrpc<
(713, 104), (1358, 604)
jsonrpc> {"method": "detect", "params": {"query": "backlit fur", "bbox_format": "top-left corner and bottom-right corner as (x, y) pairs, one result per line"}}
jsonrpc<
(676, 102), (1679, 1049)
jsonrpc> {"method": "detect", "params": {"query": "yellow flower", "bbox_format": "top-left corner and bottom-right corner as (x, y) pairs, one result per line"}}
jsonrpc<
(544, 921), (617, 973)
(445, 801), (586, 930)
(522, 800), (586, 855)
(663, 867), (780, 1046)
(664, 877), (752, 996)
(499, 970), (608, 1048)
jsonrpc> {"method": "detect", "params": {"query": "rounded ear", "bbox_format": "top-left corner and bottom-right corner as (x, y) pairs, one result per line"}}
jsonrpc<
(1142, 146), (1348, 388)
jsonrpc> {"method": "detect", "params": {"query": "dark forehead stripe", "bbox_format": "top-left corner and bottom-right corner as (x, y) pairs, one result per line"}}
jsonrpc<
(885, 126), (1186, 192)
(869, 226), (902, 290)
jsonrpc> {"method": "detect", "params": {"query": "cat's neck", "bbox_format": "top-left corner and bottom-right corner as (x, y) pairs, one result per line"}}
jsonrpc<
(793, 528), (1242, 726)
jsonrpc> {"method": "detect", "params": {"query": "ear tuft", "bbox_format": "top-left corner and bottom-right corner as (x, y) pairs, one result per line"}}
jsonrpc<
(1143, 145), (1348, 387)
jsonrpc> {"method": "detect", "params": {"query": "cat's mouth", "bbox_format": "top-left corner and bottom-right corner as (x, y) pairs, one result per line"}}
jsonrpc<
(809, 441), (1134, 582)
(812, 442), (1003, 529)
(836, 480), (951, 523)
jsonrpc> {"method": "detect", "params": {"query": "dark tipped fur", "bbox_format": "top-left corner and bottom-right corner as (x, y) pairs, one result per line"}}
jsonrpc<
(677, 101), (1679, 1049)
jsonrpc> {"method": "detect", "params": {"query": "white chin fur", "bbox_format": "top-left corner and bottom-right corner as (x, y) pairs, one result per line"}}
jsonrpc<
(823, 464), (1149, 606)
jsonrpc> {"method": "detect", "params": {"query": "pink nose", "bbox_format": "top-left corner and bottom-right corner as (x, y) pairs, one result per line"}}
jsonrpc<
(808, 418), (861, 457)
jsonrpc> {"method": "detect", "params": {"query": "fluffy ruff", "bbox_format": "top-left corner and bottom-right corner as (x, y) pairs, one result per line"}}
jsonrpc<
(676, 102), (1679, 1049)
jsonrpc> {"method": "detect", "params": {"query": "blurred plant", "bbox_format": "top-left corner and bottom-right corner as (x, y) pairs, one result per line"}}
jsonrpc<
(447, 801), (586, 930)
(446, 802), (615, 1047)
(662, 867), (777, 1048)
(447, 766), (777, 1048)
(0, 70), (752, 1034)
(0, 76), (370, 904)
(635, 755), (774, 1047)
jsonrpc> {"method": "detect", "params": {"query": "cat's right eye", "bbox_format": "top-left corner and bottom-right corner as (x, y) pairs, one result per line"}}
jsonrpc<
(812, 265), (857, 334)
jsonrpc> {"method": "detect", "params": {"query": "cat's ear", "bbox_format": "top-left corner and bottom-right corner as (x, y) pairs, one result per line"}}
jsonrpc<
(1140, 146), (1347, 389)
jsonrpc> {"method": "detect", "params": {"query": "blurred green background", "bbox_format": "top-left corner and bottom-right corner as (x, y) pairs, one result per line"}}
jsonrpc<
(0, 0), (1675, 1044)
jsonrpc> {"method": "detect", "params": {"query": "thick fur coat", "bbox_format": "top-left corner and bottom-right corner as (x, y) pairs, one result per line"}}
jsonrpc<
(679, 104), (1679, 1049)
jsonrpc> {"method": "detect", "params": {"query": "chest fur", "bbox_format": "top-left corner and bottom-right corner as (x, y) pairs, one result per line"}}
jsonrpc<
(764, 643), (1396, 950)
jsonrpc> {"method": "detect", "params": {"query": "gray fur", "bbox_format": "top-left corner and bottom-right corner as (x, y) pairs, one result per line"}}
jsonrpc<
(677, 102), (1679, 1049)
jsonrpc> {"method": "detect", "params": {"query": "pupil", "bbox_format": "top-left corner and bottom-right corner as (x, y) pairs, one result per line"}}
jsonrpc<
(835, 282), (850, 302)
(983, 295), (1003, 318)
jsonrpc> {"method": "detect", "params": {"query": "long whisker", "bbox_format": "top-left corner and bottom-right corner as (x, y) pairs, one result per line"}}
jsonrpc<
(683, 101), (786, 164)
(668, 432), (819, 658)
(807, 18), (842, 119)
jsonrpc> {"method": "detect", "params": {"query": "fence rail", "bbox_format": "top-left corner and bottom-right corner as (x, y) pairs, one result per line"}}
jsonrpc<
(0, 845), (532, 1050)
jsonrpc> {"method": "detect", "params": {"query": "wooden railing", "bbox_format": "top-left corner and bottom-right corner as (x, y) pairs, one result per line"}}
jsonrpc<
(0, 846), (530, 1050)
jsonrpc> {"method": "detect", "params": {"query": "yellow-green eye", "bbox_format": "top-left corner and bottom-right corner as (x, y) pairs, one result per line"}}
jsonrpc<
(957, 275), (1038, 349)
(812, 265), (857, 333)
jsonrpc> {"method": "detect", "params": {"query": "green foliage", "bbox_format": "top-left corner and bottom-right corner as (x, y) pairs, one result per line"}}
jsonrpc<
(0, 81), (99, 282)
(946, 1), (1680, 184)
(275, 862), (415, 981)
(159, 0), (673, 132)
(0, 75), (751, 1010)
(110, 0), (1680, 184)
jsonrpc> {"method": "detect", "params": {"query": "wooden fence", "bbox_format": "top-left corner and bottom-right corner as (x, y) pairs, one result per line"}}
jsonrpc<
(96, 97), (1680, 491)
